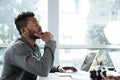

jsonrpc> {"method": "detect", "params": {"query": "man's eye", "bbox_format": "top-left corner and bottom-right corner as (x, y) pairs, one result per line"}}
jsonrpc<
(34, 23), (39, 26)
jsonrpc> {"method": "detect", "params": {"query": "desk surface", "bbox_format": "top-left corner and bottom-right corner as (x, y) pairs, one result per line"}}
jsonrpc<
(39, 73), (72, 80)
(39, 70), (91, 80)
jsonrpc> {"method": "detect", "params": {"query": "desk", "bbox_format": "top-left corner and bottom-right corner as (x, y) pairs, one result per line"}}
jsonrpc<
(38, 73), (73, 80)
(38, 70), (91, 80)
(38, 70), (120, 80)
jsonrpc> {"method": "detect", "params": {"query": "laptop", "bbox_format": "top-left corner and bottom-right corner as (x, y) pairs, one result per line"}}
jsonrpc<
(80, 50), (99, 72)
(108, 51), (120, 73)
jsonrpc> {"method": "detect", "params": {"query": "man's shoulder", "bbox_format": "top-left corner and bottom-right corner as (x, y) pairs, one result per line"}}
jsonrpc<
(7, 38), (25, 50)
(4, 38), (26, 60)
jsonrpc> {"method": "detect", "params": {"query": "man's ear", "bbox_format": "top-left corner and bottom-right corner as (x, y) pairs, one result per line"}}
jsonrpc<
(20, 28), (28, 34)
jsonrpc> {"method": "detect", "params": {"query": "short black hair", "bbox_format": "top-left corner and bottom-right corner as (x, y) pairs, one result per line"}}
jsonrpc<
(15, 11), (35, 35)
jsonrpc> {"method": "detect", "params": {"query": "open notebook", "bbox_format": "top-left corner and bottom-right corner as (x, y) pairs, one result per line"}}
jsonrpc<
(108, 51), (120, 73)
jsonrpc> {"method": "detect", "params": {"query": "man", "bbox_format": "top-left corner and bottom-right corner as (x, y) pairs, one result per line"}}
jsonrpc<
(0, 11), (77, 80)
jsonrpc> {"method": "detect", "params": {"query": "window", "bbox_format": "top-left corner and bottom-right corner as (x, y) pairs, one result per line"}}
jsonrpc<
(59, 0), (119, 45)
(0, 0), (48, 44)
(59, 0), (120, 68)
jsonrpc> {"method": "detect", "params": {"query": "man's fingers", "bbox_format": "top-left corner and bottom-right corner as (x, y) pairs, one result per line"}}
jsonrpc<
(71, 67), (77, 72)
(34, 32), (44, 38)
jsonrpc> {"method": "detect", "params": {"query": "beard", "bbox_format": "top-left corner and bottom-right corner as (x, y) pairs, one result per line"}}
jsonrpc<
(26, 28), (40, 40)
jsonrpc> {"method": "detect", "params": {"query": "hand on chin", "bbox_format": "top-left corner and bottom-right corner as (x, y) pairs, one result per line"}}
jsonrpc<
(34, 32), (43, 39)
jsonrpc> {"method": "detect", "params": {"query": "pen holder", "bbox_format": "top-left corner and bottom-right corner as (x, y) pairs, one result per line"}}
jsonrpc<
(90, 69), (106, 80)
(90, 70), (97, 80)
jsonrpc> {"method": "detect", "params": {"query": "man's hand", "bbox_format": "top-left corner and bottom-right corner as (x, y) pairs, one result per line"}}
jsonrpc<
(35, 32), (53, 41)
(58, 66), (77, 72)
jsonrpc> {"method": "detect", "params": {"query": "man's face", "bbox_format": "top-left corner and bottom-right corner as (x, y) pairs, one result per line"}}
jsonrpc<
(26, 17), (42, 39)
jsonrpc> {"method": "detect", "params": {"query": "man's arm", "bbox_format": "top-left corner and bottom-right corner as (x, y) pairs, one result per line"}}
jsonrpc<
(12, 40), (56, 77)
(50, 66), (59, 73)
(50, 66), (77, 73)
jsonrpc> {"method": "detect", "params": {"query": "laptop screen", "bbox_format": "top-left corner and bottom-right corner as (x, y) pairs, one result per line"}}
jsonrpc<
(80, 51), (98, 71)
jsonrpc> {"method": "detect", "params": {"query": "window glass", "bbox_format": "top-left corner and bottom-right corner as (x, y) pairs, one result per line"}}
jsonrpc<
(59, 0), (120, 45)
(59, 49), (88, 67)
(0, 0), (48, 44)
